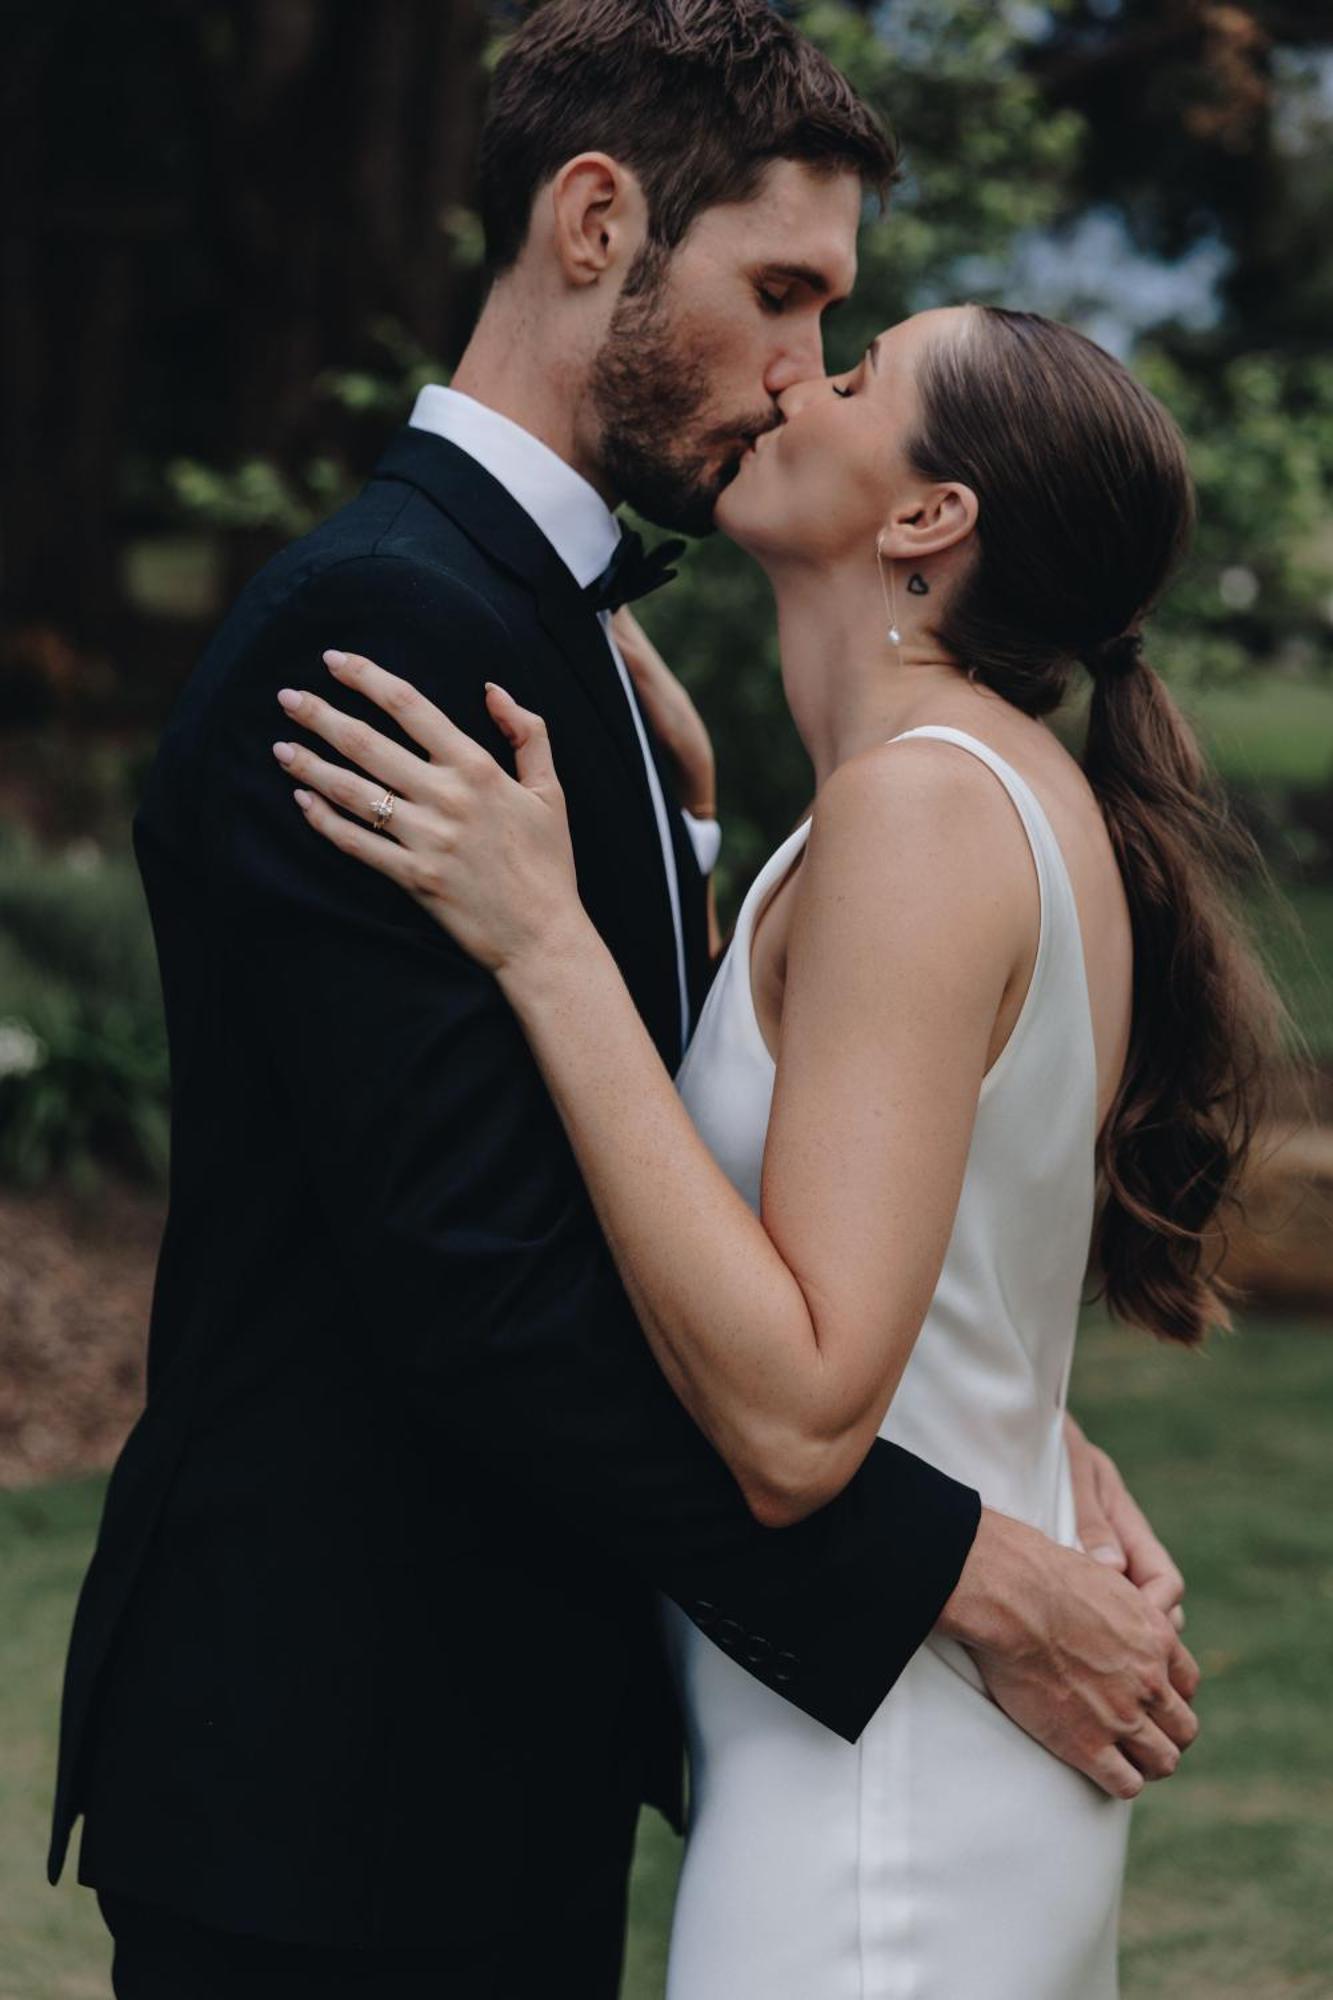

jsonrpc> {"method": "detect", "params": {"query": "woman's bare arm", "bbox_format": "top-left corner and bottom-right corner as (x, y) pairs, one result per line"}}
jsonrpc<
(276, 660), (1035, 1526)
(493, 735), (1032, 1523)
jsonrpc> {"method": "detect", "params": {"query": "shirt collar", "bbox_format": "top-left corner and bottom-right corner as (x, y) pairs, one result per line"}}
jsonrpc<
(408, 384), (620, 592)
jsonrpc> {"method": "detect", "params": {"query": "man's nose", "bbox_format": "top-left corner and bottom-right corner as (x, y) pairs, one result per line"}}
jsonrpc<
(764, 324), (826, 399)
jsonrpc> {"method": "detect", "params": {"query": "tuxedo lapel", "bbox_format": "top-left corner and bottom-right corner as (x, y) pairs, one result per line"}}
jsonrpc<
(629, 675), (714, 1028)
(372, 427), (659, 830)
(370, 425), (684, 1058)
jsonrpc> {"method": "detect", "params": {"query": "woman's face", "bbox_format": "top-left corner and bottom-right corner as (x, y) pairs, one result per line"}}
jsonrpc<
(715, 306), (973, 564)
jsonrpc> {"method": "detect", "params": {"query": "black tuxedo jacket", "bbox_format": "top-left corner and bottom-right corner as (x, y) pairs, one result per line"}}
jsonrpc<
(48, 427), (981, 1946)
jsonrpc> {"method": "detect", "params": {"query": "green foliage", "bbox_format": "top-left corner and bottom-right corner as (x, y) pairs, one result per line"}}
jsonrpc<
(0, 832), (167, 1192)
(799, 1), (1086, 362)
(1139, 347), (1333, 685)
(0, 994), (169, 1193)
(167, 319), (448, 536)
(166, 453), (346, 539)
(314, 316), (450, 421)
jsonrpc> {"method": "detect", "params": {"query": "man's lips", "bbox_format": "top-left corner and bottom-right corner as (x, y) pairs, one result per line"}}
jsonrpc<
(740, 423), (782, 456)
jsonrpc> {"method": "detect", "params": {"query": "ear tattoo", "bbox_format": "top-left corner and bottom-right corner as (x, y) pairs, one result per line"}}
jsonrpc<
(907, 572), (930, 596)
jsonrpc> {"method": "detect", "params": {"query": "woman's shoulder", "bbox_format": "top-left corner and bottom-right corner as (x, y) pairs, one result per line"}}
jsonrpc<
(792, 733), (1038, 982)
(810, 728), (1034, 871)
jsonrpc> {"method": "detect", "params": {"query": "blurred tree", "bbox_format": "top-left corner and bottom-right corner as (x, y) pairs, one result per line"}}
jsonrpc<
(2, 0), (1330, 875)
(0, 0), (489, 660)
(1015, 3), (1333, 682)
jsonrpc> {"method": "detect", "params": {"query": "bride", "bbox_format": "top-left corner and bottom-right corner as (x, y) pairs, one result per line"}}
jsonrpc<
(270, 304), (1280, 1994)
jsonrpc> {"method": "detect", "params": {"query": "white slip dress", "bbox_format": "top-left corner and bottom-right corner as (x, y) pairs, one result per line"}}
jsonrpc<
(661, 726), (1132, 2000)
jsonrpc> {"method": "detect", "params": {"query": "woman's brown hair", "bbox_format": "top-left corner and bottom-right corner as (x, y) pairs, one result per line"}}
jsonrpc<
(911, 307), (1291, 1345)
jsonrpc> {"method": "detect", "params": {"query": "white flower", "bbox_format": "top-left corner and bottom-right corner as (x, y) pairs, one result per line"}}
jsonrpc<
(0, 1018), (48, 1079)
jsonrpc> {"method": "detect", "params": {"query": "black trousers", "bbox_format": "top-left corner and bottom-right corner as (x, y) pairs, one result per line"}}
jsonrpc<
(97, 1841), (635, 2000)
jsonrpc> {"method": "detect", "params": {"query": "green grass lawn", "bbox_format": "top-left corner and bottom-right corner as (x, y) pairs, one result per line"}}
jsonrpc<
(1183, 676), (1333, 791)
(4, 1311), (1332, 1999)
(1259, 880), (1333, 1063)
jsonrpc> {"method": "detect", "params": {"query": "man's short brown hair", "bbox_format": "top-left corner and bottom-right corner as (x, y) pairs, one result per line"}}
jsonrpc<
(479, 0), (898, 274)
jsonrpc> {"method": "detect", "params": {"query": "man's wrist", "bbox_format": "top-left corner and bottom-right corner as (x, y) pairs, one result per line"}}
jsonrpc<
(936, 1507), (1049, 1657)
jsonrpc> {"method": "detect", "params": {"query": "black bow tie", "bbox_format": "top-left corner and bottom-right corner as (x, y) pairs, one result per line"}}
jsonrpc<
(585, 528), (687, 615)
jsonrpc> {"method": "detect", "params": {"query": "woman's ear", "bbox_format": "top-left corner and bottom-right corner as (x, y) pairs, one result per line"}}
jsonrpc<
(880, 481), (978, 564)
(548, 153), (644, 288)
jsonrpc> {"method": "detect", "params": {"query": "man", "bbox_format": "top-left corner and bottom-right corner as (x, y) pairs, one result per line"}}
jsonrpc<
(51, 4), (1197, 1994)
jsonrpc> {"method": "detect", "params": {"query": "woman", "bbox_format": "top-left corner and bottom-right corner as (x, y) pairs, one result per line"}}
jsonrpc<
(270, 306), (1282, 1995)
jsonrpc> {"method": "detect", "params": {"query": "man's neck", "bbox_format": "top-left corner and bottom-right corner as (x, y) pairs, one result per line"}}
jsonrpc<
(451, 293), (617, 505)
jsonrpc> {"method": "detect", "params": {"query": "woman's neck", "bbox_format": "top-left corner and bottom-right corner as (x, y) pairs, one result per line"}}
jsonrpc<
(770, 559), (1008, 790)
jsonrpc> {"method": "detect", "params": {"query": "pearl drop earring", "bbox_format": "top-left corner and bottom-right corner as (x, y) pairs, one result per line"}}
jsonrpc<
(876, 536), (902, 649)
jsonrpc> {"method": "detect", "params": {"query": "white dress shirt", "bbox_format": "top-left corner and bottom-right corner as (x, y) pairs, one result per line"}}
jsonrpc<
(409, 383), (716, 1050)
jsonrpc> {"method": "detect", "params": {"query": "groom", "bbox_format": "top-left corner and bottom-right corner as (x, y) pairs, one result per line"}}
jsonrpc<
(51, 4), (1198, 1995)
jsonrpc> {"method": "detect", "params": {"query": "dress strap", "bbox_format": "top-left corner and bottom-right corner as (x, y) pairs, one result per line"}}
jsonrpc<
(884, 726), (1072, 925)
(884, 725), (1094, 1105)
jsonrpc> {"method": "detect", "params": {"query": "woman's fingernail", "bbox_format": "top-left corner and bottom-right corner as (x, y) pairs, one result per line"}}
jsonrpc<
(323, 649), (347, 670)
(1091, 1544), (1125, 1566)
(294, 789), (313, 809)
(485, 681), (508, 697)
(272, 741), (296, 766)
(277, 688), (303, 712)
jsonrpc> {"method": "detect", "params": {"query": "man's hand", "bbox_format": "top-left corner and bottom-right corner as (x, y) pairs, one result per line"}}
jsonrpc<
(937, 1509), (1201, 1801)
(611, 607), (717, 817)
(1065, 1413), (1186, 1630)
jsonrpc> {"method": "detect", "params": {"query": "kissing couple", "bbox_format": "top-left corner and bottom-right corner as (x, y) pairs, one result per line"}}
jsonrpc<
(53, 3), (1279, 1995)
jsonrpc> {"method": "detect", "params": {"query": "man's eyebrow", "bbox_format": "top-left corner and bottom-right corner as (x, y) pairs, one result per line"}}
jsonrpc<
(760, 262), (850, 302)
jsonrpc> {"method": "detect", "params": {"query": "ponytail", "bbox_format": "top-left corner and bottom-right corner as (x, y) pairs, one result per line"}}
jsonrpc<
(1082, 657), (1288, 1344)
(910, 306), (1296, 1344)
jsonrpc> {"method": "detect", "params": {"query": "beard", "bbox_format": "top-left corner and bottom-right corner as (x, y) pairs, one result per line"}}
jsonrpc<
(589, 250), (776, 537)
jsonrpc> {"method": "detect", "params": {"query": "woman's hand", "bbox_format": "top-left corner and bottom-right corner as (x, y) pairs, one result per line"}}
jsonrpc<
(1064, 1412), (1187, 1632)
(611, 608), (716, 818)
(271, 650), (587, 977)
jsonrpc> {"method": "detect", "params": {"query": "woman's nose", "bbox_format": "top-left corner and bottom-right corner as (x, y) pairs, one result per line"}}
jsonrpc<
(776, 375), (827, 422)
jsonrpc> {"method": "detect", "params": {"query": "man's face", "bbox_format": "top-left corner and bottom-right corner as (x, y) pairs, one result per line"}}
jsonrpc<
(588, 159), (862, 535)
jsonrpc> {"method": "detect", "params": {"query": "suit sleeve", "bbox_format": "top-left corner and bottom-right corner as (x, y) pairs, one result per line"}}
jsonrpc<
(201, 551), (981, 1743)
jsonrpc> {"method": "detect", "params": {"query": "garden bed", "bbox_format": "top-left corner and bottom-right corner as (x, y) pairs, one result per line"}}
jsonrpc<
(0, 1182), (156, 1490)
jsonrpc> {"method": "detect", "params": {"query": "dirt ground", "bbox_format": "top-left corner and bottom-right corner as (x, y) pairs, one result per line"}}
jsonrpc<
(0, 1182), (158, 1489)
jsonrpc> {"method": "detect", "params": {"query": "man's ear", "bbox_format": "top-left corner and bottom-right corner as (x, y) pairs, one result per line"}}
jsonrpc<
(547, 152), (646, 288)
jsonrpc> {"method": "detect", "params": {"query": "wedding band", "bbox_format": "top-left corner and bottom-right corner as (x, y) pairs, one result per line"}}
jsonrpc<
(371, 790), (396, 834)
